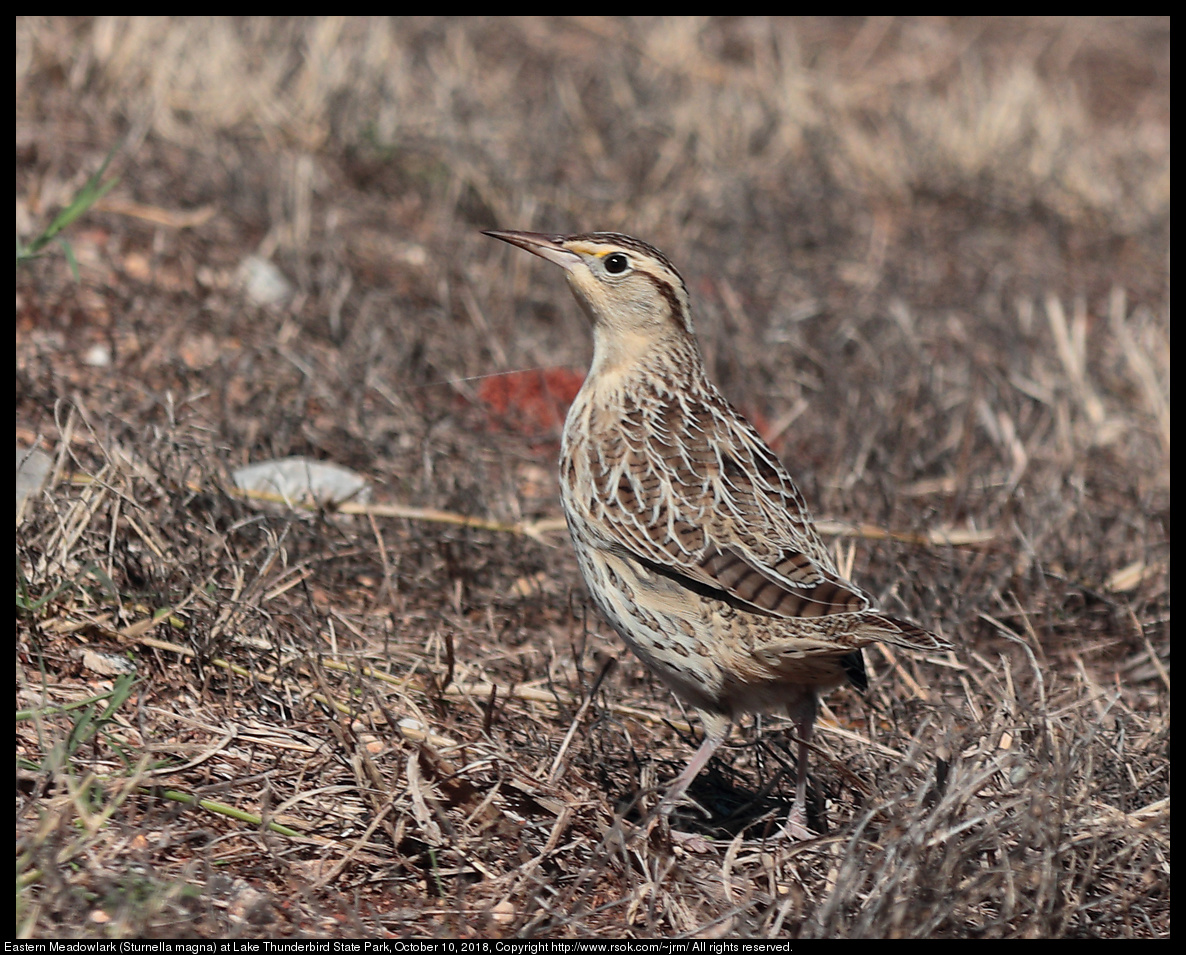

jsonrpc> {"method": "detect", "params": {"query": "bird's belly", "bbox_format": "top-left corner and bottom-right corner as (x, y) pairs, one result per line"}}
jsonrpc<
(562, 519), (853, 720)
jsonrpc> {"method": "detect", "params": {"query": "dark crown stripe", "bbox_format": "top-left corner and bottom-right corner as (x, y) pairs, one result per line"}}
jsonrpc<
(567, 232), (687, 289)
(566, 231), (692, 333)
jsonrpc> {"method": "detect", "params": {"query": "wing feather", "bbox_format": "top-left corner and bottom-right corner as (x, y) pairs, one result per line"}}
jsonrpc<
(582, 383), (873, 618)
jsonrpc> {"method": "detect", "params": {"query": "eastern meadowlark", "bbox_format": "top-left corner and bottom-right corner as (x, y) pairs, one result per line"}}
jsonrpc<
(485, 229), (950, 837)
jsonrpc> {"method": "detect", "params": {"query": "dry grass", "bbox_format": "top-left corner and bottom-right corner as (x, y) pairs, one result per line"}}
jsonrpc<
(16, 17), (1168, 939)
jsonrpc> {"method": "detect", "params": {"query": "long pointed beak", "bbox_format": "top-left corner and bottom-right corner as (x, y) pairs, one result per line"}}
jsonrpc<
(483, 230), (582, 272)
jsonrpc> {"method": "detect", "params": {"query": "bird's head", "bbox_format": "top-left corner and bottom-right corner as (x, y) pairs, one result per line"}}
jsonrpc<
(485, 231), (695, 354)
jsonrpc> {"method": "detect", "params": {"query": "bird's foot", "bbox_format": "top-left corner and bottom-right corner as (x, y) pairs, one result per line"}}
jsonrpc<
(779, 805), (817, 841)
(642, 800), (715, 852)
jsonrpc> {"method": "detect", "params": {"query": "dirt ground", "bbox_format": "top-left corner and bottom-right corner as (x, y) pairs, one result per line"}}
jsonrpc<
(16, 17), (1169, 939)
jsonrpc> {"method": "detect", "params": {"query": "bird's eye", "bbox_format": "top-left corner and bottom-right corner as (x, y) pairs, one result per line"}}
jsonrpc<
(604, 253), (630, 274)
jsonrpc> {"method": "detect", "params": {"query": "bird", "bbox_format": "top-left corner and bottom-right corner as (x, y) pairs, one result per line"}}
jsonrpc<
(484, 229), (950, 837)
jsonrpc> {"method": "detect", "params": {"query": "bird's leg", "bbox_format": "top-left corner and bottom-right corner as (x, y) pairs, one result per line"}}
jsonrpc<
(646, 713), (730, 845)
(783, 692), (819, 840)
(659, 726), (726, 813)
